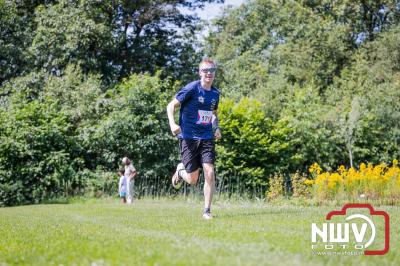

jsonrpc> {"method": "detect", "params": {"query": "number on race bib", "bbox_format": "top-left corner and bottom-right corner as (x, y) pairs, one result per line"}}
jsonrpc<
(197, 110), (213, 125)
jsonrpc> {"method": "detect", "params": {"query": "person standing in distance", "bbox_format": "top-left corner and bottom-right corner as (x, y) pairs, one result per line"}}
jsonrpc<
(117, 168), (127, 204)
(122, 157), (137, 204)
(166, 58), (221, 220)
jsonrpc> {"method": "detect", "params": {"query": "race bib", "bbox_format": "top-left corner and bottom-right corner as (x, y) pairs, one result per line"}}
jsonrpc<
(197, 110), (213, 125)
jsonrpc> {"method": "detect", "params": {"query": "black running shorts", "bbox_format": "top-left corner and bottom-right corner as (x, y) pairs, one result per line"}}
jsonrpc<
(179, 139), (215, 173)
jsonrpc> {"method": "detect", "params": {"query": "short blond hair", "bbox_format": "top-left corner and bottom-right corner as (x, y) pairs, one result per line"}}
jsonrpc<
(199, 58), (216, 69)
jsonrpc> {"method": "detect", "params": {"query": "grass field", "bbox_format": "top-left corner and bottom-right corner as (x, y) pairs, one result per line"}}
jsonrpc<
(0, 198), (399, 266)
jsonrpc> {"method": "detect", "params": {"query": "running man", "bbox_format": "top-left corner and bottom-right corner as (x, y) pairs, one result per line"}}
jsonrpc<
(166, 58), (221, 220)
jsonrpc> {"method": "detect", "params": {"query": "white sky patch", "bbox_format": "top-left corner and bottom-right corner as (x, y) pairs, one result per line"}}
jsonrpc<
(125, 2), (247, 35)
(179, 0), (247, 39)
(193, 0), (246, 21)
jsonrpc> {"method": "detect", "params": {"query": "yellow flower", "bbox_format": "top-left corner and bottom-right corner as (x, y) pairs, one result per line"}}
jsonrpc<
(307, 159), (400, 199)
(304, 179), (315, 186)
(328, 173), (343, 190)
(338, 165), (346, 173)
(309, 163), (322, 175)
(315, 172), (329, 186)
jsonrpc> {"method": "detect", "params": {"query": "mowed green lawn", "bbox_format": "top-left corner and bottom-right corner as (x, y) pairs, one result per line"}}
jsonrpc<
(0, 198), (399, 266)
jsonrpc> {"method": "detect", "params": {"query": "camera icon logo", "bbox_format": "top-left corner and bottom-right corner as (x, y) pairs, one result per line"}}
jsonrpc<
(311, 203), (390, 255)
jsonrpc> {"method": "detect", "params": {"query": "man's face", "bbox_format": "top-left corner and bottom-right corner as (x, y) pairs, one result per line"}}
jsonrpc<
(199, 63), (216, 84)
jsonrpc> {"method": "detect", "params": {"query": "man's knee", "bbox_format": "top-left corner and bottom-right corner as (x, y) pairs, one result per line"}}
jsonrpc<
(186, 171), (199, 185)
(203, 164), (215, 182)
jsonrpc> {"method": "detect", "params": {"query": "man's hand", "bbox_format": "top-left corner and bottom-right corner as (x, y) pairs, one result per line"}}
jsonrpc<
(170, 123), (181, 136)
(214, 128), (222, 140)
(167, 99), (181, 136)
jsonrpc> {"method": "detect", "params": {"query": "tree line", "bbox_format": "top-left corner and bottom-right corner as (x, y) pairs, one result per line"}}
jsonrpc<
(1, 0), (399, 206)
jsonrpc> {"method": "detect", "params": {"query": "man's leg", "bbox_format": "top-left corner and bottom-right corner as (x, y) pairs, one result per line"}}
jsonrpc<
(178, 167), (200, 185)
(202, 163), (215, 212)
(172, 163), (200, 188)
(200, 139), (216, 219)
(173, 139), (201, 188)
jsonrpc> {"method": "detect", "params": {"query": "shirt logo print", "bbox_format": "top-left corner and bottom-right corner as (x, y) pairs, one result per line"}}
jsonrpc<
(211, 99), (216, 110)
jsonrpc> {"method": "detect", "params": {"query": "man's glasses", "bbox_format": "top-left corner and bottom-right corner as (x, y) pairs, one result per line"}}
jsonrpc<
(200, 67), (217, 73)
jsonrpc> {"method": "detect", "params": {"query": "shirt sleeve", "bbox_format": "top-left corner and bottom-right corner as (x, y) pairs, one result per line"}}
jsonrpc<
(212, 88), (219, 111)
(175, 84), (195, 104)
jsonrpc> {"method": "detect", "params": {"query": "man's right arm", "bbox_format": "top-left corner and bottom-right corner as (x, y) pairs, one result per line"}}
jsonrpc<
(167, 98), (181, 136)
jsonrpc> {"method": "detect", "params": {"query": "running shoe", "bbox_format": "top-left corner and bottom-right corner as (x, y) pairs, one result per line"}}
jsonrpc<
(172, 163), (185, 189)
(202, 210), (213, 220)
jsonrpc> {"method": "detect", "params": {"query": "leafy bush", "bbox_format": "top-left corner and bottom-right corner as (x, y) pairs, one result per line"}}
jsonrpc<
(266, 174), (285, 201)
(80, 73), (180, 185)
(216, 98), (290, 195)
(0, 98), (71, 206)
(0, 70), (183, 206)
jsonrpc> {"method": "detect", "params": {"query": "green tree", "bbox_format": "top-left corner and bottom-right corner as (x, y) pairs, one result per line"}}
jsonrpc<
(328, 25), (400, 165)
(1, 0), (222, 85)
(28, 0), (221, 83)
(0, 1), (32, 85)
(207, 0), (400, 101)
(204, 0), (359, 130)
(0, 0), (61, 85)
(302, 0), (400, 42)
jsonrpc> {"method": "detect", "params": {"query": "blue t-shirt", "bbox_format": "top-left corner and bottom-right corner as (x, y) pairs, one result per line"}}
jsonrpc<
(175, 80), (220, 140)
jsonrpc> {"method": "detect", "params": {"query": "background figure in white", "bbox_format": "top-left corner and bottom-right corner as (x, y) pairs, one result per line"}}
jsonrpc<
(122, 157), (137, 204)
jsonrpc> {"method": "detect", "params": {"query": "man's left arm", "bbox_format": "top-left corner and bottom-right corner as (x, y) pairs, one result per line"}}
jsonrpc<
(212, 111), (221, 140)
